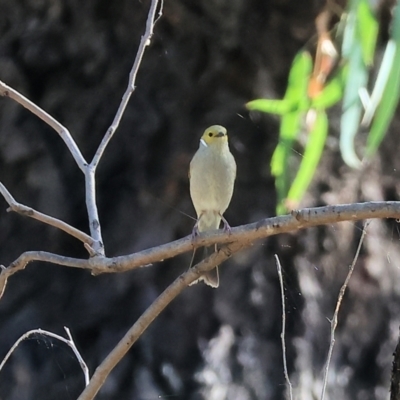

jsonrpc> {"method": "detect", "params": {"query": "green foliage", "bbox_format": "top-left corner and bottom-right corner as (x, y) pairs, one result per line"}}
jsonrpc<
(287, 111), (328, 209)
(247, 0), (400, 215)
(366, 1), (400, 157)
(340, 0), (373, 168)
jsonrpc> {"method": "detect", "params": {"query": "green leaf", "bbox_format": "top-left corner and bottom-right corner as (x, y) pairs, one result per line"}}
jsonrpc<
(286, 111), (328, 206)
(340, 45), (367, 169)
(311, 66), (346, 109)
(357, 0), (378, 66)
(272, 111), (304, 214)
(362, 40), (396, 126)
(340, 0), (368, 169)
(285, 51), (313, 102)
(246, 99), (294, 115)
(366, 0), (400, 156)
(366, 42), (400, 156)
(246, 51), (312, 116)
(392, 0), (400, 41)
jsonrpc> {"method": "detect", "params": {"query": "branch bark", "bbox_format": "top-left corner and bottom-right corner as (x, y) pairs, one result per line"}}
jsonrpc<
(0, 80), (87, 171)
(90, 0), (161, 168)
(0, 182), (93, 246)
(0, 0), (163, 259)
(77, 240), (243, 400)
(1, 201), (399, 300)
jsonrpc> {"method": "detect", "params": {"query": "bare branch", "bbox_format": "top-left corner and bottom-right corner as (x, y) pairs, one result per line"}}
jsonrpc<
(0, 80), (87, 171)
(275, 255), (294, 400)
(83, 0), (163, 253)
(0, 182), (93, 246)
(0, 202), (399, 300)
(0, 327), (89, 386)
(0, 202), (395, 397)
(0, 79), (103, 252)
(91, 0), (161, 168)
(77, 242), (243, 400)
(112, 201), (400, 271)
(154, 0), (164, 25)
(64, 327), (90, 386)
(320, 223), (368, 400)
(84, 168), (103, 255)
(0, 251), (98, 299)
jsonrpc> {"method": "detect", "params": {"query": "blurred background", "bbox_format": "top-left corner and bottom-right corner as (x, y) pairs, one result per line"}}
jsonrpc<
(1, 0), (400, 399)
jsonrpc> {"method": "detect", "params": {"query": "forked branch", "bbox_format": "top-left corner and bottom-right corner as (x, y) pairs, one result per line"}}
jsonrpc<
(0, 0), (163, 257)
(0, 327), (89, 386)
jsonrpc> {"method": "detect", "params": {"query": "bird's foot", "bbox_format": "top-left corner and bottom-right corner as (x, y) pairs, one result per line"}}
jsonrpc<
(220, 215), (232, 234)
(191, 224), (200, 241)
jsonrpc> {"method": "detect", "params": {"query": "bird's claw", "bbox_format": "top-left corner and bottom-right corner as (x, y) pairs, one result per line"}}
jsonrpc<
(191, 224), (200, 241)
(220, 215), (232, 234)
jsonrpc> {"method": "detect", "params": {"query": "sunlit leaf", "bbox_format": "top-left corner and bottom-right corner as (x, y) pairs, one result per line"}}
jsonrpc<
(286, 110), (328, 206)
(311, 66), (346, 109)
(357, 0), (378, 66)
(366, 3), (400, 156)
(246, 99), (294, 115)
(246, 51), (312, 117)
(285, 51), (313, 103)
(272, 111), (305, 214)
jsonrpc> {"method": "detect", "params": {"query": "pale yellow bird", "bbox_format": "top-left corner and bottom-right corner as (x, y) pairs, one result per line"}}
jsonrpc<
(189, 125), (237, 288)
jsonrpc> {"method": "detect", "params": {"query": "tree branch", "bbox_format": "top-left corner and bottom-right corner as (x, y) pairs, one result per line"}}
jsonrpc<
(84, 167), (103, 255)
(275, 255), (294, 400)
(0, 326), (89, 387)
(1, 201), (400, 300)
(0, 80), (87, 171)
(0, 251), (101, 299)
(77, 241), (244, 400)
(0, 201), (398, 396)
(320, 223), (368, 400)
(0, 182), (93, 246)
(91, 0), (162, 168)
(0, 0), (163, 258)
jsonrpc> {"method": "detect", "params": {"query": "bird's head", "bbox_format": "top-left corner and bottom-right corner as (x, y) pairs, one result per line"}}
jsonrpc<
(200, 125), (228, 147)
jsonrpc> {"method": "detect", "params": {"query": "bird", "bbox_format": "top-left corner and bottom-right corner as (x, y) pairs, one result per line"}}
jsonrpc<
(189, 125), (237, 288)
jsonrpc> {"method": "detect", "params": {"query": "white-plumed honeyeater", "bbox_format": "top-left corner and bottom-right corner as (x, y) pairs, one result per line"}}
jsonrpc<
(189, 125), (236, 288)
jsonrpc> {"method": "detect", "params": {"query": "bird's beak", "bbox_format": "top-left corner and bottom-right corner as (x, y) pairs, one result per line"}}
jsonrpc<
(216, 131), (226, 137)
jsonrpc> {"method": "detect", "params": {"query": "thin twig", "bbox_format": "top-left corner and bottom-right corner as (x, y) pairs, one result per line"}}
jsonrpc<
(320, 222), (369, 400)
(154, 0), (164, 25)
(0, 80), (87, 171)
(0, 327), (89, 386)
(0, 182), (93, 246)
(0, 251), (98, 299)
(275, 255), (294, 400)
(77, 241), (243, 400)
(0, 202), (399, 300)
(91, 0), (161, 168)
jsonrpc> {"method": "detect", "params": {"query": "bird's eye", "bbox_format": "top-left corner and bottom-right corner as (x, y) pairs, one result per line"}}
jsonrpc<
(208, 132), (213, 137)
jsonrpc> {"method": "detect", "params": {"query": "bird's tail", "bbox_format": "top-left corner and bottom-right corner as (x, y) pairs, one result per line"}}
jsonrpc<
(189, 245), (219, 288)
(189, 211), (221, 288)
